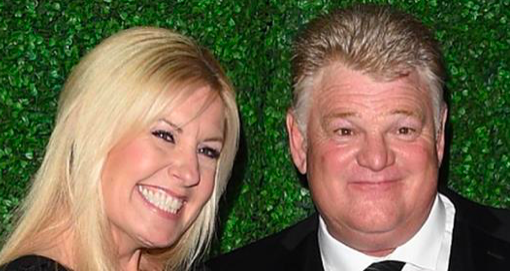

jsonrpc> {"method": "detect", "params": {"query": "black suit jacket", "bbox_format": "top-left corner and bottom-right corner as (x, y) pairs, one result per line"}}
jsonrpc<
(207, 190), (510, 270)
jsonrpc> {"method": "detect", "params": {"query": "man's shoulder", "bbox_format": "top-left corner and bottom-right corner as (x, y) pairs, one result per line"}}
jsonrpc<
(207, 213), (321, 271)
(442, 189), (510, 269)
(442, 188), (510, 242)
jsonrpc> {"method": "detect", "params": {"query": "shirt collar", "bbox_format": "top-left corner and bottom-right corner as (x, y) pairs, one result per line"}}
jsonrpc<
(389, 193), (445, 269)
(318, 194), (452, 271)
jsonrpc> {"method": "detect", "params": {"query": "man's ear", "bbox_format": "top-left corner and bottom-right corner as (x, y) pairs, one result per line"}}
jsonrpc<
(287, 111), (307, 174)
(436, 104), (448, 166)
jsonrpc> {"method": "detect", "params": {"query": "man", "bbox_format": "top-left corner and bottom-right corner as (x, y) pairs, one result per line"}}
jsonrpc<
(208, 4), (510, 271)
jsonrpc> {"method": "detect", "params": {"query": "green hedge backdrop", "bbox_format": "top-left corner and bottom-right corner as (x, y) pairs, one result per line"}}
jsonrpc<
(1, 0), (509, 256)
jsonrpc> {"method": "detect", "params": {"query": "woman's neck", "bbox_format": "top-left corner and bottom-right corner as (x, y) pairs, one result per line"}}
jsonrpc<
(36, 227), (154, 271)
(118, 249), (142, 271)
(33, 229), (75, 269)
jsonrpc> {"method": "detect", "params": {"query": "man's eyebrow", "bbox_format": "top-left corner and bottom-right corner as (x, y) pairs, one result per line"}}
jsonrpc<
(321, 111), (358, 128)
(323, 109), (424, 120)
(324, 111), (358, 120)
(387, 109), (423, 119)
(159, 119), (183, 134)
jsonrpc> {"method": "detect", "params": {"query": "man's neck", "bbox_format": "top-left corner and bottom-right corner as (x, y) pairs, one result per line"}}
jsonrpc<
(358, 247), (395, 257)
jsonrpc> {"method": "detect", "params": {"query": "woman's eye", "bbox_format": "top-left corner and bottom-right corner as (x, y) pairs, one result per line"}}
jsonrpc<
(199, 147), (220, 159)
(152, 130), (175, 143)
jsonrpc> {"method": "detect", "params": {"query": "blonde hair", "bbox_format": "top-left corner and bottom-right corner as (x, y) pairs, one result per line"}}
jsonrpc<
(291, 4), (446, 134)
(0, 27), (239, 271)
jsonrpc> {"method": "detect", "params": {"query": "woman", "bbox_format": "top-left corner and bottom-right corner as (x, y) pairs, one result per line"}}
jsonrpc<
(0, 27), (239, 271)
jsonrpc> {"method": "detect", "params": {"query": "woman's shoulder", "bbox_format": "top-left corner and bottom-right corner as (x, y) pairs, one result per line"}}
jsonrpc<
(192, 263), (211, 271)
(0, 255), (68, 271)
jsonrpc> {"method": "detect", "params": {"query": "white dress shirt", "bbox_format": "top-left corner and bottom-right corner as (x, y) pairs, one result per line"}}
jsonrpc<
(318, 193), (456, 271)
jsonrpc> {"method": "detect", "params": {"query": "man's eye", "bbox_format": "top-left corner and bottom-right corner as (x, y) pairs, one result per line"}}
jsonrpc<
(199, 147), (220, 160)
(336, 128), (354, 136)
(152, 130), (175, 143)
(397, 127), (415, 135)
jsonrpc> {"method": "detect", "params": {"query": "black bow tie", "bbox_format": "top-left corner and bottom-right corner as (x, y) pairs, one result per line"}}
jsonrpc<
(364, 260), (405, 271)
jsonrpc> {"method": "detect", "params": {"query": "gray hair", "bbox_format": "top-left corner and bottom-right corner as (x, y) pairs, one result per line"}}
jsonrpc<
(291, 4), (446, 136)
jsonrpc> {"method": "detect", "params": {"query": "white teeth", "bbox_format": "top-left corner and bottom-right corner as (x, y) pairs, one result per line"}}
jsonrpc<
(138, 186), (184, 214)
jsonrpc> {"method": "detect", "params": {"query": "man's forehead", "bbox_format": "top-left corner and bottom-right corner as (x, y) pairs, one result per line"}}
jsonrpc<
(313, 85), (430, 112)
(318, 65), (424, 88)
(314, 88), (429, 126)
(312, 65), (429, 101)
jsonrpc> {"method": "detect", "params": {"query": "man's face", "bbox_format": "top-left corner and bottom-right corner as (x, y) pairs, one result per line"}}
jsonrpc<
(287, 65), (447, 255)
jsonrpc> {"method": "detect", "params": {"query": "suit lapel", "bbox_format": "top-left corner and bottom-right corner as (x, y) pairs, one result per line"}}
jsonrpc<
(281, 213), (325, 271)
(448, 217), (510, 270)
(447, 217), (476, 271)
(284, 228), (325, 271)
(446, 189), (510, 270)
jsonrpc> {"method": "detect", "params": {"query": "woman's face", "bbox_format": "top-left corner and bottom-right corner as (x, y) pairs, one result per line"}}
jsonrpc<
(101, 86), (225, 252)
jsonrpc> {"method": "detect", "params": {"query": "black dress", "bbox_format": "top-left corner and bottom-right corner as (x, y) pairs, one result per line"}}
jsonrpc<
(0, 255), (68, 271)
(0, 254), (210, 271)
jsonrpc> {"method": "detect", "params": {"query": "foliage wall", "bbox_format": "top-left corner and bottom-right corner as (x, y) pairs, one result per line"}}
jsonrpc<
(1, 0), (509, 255)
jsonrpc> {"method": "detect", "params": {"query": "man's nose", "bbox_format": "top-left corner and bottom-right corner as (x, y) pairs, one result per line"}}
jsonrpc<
(356, 133), (395, 171)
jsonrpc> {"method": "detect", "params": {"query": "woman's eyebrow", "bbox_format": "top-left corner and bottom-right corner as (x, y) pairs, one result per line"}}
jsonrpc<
(204, 136), (225, 143)
(159, 118), (224, 143)
(159, 118), (183, 134)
